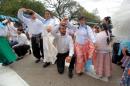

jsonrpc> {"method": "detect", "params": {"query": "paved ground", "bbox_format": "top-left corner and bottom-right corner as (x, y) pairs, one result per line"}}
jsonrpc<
(0, 66), (29, 86)
(9, 54), (123, 86)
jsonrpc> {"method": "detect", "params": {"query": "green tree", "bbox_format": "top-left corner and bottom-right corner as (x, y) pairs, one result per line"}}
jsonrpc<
(44, 0), (80, 19)
(70, 6), (100, 23)
(43, 0), (100, 22)
(0, 0), (45, 17)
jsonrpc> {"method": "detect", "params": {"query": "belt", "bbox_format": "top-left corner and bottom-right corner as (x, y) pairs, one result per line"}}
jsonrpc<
(32, 33), (42, 37)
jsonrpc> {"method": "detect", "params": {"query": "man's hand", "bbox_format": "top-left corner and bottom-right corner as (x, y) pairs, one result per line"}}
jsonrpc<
(88, 54), (93, 59)
(65, 56), (71, 63)
(20, 8), (26, 11)
(12, 45), (17, 49)
(47, 25), (52, 32)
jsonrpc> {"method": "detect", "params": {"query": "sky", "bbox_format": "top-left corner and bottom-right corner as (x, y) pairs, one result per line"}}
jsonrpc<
(74, 0), (123, 19)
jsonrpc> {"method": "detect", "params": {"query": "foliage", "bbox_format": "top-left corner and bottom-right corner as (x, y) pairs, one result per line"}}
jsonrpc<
(0, 0), (45, 17)
(44, 0), (100, 22)
(0, 0), (100, 22)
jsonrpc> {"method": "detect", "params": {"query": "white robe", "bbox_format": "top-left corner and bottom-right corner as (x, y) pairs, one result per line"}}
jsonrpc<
(35, 13), (59, 64)
(43, 33), (58, 64)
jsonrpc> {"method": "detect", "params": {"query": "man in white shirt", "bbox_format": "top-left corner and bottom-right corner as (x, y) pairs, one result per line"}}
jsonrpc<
(13, 28), (30, 60)
(17, 8), (46, 63)
(52, 25), (75, 78)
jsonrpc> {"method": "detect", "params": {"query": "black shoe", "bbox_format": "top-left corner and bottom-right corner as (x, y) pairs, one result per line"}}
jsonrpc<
(43, 62), (50, 68)
(35, 59), (40, 63)
(78, 72), (84, 76)
(54, 60), (57, 64)
(58, 68), (64, 74)
(68, 71), (73, 78)
(117, 62), (122, 65)
(2, 62), (13, 66)
(110, 35), (115, 37)
(41, 54), (44, 59)
(121, 66), (125, 70)
(29, 49), (31, 54)
(16, 56), (24, 61)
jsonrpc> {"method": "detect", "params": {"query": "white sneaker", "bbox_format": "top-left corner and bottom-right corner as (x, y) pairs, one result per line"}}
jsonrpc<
(86, 72), (100, 79)
(99, 77), (109, 82)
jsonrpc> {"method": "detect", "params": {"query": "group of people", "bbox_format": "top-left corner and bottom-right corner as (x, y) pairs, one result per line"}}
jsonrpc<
(0, 8), (114, 81)
(113, 40), (130, 86)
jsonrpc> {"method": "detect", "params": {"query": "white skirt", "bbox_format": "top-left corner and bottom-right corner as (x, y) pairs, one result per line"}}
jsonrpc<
(43, 33), (58, 64)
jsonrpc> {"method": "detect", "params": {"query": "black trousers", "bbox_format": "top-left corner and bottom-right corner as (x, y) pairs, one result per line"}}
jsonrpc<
(56, 52), (75, 74)
(112, 43), (120, 64)
(13, 45), (30, 57)
(31, 34), (44, 60)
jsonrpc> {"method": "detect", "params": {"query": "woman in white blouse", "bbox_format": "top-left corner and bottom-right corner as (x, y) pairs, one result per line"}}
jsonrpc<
(13, 28), (30, 60)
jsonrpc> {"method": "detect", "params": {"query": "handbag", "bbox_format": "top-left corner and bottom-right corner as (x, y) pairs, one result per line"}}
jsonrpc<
(85, 59), (99, 79)
(85, 59), (93, 72)
(85, 59), (96, 73)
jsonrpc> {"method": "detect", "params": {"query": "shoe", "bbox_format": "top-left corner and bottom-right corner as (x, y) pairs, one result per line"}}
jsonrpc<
(29, 49), (31, 54)
(54, 60), (57, 64)
(86, 72), (100, 79)
(2, 62), (13, 66)
(35, 59), (40, 63)
(41, 55), (44, 59)
(16, 58), (22, 61)
(78, 72), (84, 76)
(68, 71), (73, 79)
(99, 77), (109, 82)
(121, 66), (125, 70)
(110, 35), (115, 37)
(43, 62), (50, 68)
(16, 56), (23, 61)
(117, 62), (122, 65)
(58, 71), (64, 74)
(58, 68), (64, 74)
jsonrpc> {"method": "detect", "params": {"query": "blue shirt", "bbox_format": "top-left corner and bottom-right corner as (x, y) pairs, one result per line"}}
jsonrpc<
(75, 25), (96, 44)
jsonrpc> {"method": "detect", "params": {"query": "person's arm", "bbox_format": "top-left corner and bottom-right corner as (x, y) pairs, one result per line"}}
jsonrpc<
(65, 36), (74, 63)
(87, 26), (96, 43)
(17, 8), (30, 24)
(122, 48), (127, 56)
(51, 25), (59, 37)
(13, 34), (27, 47)
(68, 36), (74, 57)
(34, 12), (45, 22)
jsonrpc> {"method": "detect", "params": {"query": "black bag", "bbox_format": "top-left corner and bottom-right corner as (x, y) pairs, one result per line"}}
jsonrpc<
(112, 43), (120, 64)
